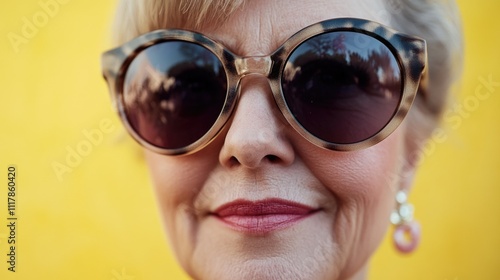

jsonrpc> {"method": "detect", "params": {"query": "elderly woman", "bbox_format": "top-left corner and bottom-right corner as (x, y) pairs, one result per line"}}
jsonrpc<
(102, 0), (462, 279)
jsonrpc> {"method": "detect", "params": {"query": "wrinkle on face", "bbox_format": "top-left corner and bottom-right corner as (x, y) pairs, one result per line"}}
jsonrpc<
(144, 0), (411, 279)
(205, 0), (389, 57)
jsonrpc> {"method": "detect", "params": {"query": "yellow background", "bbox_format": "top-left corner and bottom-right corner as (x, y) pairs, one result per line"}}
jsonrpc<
(0, 1), (499, 279)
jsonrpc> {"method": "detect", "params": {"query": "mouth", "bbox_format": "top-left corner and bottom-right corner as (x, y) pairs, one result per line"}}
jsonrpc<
(211, 198), (320, 235)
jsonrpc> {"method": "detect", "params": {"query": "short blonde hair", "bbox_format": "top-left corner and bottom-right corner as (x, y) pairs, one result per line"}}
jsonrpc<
(111, 0), (244, 43)
(110, 0), (463, 158)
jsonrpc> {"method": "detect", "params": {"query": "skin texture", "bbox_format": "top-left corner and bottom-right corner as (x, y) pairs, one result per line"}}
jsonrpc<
(145, 0), (415, 279)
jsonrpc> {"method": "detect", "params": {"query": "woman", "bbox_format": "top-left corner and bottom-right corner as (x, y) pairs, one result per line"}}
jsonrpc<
(102, 0), (463, 279)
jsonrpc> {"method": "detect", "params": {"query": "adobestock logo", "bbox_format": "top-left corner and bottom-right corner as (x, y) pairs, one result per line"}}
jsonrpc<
(52, 119), (116, 182)
(383, 75), (499, 192)
(415, 74), (499, 164)
(7, 0), (71, 54)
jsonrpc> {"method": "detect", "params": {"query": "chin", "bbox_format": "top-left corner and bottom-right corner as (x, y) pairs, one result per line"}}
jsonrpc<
(173, 209), (344, 280)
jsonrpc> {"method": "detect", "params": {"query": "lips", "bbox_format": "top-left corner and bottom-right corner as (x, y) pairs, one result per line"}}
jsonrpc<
(212, 198), (318, 234)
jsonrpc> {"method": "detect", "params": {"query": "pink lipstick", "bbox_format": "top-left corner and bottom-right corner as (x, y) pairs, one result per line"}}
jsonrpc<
(212, 199), (318, 234)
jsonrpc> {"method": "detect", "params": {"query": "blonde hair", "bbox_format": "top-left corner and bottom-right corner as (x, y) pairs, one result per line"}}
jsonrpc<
(111, 0), (244, 43)
(110, 0), (463, 158)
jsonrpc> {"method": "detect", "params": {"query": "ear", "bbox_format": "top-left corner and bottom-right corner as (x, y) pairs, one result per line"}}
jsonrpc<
(399, 124), (426, 193)
(398, 159), (417, 193)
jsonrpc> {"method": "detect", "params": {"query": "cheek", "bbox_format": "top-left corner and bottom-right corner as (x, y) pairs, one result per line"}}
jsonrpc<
(145, 149), (217, 236)
(143, 149), (217, 252)
(146, 152), (202, 211)
(145, 143), (221, 208)
(298, 128), (404, 274)
(300, 129), (403, 202)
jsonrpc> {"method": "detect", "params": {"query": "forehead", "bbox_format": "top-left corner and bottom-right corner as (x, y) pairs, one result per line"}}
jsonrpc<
(196, 0), (389, 56)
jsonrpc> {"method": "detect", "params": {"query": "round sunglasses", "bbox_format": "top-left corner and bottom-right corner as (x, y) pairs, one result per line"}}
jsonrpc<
(102, 18), (427, 155)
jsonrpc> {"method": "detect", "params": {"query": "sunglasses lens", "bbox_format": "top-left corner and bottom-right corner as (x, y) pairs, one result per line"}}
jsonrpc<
(282, 31), (402, 144)
(123, 41), (227, 150)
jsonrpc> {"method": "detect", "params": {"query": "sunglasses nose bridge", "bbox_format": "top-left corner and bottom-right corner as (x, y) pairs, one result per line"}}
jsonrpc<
(235, 56), (273, 78)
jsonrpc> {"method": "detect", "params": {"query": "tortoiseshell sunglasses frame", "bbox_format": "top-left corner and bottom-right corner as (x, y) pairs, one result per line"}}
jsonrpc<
(102, 17), (427, 155)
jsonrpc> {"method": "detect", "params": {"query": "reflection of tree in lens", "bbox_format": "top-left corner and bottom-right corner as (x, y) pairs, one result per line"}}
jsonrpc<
(123, 42), (227, 149)
(282, 32), (401, 144)
(180, 43), (219, 70)
(305, 33), (346, 57)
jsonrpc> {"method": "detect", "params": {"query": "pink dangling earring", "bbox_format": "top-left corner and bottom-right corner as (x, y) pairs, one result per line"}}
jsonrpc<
(390, 191), (421, 254)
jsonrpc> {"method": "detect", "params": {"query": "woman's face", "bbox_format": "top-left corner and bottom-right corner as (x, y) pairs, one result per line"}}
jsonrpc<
(145, 0), (411, 279)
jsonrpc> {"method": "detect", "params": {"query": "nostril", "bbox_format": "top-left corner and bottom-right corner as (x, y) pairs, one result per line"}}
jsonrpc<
(266, 155), (279, 163)
(229, 156), (240, 167)
(227, 154), (280, 168)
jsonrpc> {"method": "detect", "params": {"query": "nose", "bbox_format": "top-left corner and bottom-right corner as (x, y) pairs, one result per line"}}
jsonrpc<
(219, 77), (295, 169)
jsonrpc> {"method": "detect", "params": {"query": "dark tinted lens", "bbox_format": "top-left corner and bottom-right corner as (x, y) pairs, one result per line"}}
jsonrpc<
(123, 41), (227, 149)
(282, 31), (402, 144)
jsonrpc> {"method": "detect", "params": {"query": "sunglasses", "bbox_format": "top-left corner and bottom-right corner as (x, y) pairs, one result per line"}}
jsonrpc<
(102, 18), (427, 155)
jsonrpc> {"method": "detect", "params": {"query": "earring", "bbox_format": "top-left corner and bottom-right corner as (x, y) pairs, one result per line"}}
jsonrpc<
(390, 191), (421, 254)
